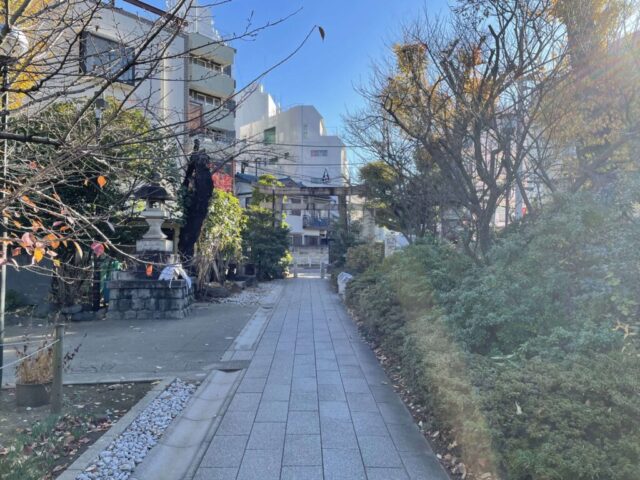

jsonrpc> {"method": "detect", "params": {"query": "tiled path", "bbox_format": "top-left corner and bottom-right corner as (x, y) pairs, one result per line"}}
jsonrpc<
(193, 277), (449, 480)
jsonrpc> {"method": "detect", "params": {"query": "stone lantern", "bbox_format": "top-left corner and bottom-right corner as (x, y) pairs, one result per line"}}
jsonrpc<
(133, 178), (174, 254)
(106, 177), (192, 321)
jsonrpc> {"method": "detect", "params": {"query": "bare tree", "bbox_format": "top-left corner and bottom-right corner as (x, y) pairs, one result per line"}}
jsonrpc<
(357, 0), (568, 259)
(345, 104), (447, 242)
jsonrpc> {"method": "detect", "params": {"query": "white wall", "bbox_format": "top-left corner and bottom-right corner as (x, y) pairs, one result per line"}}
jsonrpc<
(235, 84), (279, 130)
(237, 104), (348, 186)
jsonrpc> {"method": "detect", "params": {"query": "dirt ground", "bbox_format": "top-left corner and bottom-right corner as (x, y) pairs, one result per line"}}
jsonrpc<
(0, 382), (152, 478)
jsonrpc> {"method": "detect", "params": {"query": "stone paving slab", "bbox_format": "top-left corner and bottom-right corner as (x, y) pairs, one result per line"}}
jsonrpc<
(191, 277), (450, 479)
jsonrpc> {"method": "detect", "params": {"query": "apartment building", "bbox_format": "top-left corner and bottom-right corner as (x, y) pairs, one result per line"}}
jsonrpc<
(234, 85), (350, 264)
(34, 0), (235, 172)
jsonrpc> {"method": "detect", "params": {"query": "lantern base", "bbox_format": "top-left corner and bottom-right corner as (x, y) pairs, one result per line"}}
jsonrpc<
(136, 239), (173, 253)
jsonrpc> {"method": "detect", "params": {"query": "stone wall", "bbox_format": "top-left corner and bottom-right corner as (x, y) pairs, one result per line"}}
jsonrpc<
(107, 279), (192, 320)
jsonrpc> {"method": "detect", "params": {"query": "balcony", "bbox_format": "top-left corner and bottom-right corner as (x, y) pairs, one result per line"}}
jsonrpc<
(189, 63), (235, 98)
(188, 103), (235, 136)
(303, 215), (330, 229)
(188, 33), (235, 65)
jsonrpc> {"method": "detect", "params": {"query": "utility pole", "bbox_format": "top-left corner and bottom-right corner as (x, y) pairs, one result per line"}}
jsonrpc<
(0, 19), (29, 387)
(0, 59), (8, 389)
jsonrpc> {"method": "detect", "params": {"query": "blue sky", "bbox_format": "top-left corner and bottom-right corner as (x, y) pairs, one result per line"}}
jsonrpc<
(143, 0), (449, 137)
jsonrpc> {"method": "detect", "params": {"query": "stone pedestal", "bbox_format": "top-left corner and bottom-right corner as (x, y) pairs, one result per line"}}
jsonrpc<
(106, 276), (192, 320)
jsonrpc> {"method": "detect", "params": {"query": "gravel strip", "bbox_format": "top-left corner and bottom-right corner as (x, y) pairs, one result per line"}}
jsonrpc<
(215, 283), (275, 306)
(75, 379), (196, 480)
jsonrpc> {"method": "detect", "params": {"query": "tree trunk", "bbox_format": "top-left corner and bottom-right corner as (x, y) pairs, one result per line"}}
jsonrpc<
(179, 148), (213, 262)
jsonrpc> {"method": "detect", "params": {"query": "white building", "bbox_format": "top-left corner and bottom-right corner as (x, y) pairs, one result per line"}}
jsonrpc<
(235, 85), (350, 264)
(33, 0), (235, 167)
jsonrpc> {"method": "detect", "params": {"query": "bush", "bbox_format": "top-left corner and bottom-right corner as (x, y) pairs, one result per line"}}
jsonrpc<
(242, 206), (291, 280)
(345, 243), (384, 274)
(345, 194), (640, 480)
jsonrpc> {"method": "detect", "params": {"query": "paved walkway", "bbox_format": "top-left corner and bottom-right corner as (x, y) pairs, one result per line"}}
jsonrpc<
(2, 302), (256, 386)
(192, 277), (449, 480)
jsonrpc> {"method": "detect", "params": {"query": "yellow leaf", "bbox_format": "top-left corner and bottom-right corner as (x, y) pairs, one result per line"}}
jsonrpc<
(97, 176), (107, 188)
(53, 259), (61, 268)
(33, 247), (44, 263)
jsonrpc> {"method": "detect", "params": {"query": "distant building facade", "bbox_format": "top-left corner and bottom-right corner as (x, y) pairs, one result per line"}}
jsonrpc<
(235, 85), (350, 264)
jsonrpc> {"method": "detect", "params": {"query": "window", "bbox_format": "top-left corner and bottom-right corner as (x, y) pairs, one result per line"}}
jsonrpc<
(189, 55), (224, 73)
(189, 89), (222, 107)
(311, 150), (328, 157)
(291, 234), (303, 246)
(305, 235), (319, 246)
(268, 157), (278, 165)
(80, 32), (135, 84)
(188, 103), (204, 133)
(264, 127), (276, 145)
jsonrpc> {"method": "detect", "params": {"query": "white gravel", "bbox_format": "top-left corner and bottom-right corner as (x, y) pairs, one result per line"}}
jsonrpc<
(75, 379), (196, 480)
(215, 283), (275, 306)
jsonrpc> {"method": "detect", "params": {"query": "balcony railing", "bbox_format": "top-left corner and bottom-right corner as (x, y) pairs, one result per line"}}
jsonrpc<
(303, 215), (330, 229)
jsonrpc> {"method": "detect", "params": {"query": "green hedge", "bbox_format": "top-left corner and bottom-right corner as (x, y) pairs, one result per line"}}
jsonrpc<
(345, 193), (640, 480)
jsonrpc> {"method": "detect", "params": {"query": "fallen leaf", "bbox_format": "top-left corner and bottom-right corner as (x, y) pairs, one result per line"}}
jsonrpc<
(97, 176), (107, 188)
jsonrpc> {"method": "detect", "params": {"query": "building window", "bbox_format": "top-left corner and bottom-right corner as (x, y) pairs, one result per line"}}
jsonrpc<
(290, 197), (302, 204)
(305, 235), (319, 246)
(264, 127), (276, 145)
(188, 102), (204, 133)
(80, 32), (135, 84)
(291, 234), (303, 246)
(189, 55), (224, 73)
(189, 89), (222, 107)
(290, 209), (301, 216)
(310, 150), (328, 157)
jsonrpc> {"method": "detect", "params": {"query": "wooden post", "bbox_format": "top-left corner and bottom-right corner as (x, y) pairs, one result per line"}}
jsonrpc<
(51, 323), (64, 414)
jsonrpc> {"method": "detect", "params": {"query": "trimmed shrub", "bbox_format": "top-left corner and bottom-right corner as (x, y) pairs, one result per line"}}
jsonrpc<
(345, 243), (384, 274)
(345, 193), (640, 480)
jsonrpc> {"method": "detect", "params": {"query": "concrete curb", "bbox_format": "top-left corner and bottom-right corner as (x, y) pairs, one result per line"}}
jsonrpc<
(57, 377), (174, 480)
